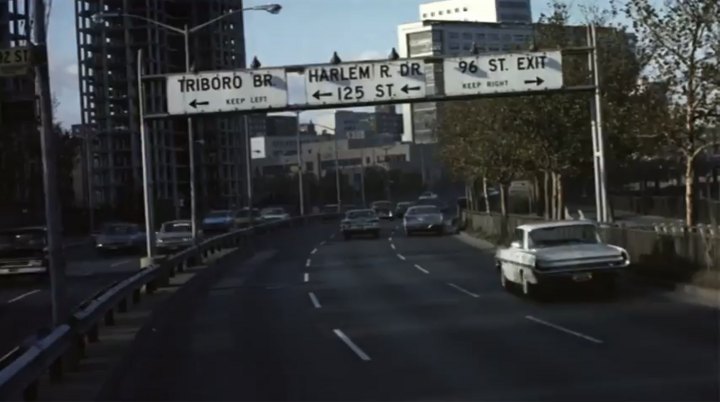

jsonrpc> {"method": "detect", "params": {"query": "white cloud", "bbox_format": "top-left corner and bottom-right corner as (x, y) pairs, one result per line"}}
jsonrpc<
(64, 63), (78, 76)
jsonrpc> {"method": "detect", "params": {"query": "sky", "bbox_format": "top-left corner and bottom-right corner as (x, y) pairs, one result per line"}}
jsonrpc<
(47, 0), (593, 129)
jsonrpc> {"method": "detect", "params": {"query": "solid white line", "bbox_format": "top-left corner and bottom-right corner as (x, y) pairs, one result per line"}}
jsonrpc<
(111, 259), (132, 268)
(397, 254), (406, 261)
(525, 315), (604, 344)
(7, 289), (41, 304)
(311, 248), (318, 255)
(333, 329), (371, 361)
(308, 292), (322, 308)
(390, 244), (396, 250)
(304, 273), (310, 283)
(414, 264), (430, 274)
(447, 282), (480, 298)
(305, 258), (311, 267)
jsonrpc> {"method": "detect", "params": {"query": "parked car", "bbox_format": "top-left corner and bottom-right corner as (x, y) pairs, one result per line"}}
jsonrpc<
(95, 222), (145, 254)
(341, 209), (381, 240)
(260, 207), (291, 222)
(156, 220), (194, 254)
(418, 191), (438, 200)
(0, 226), (48, 278)
(403, 205), (444, 236)
(495, 221), (630, 298)
(201, 210), (237, 235)
(371, 200), (394, 220)
(394, 202), (413, 218)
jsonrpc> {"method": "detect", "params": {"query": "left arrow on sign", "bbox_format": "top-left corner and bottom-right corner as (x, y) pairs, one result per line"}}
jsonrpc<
(189, 99), (209, 109)
(401, 84), (421, 94)
(312, 90), (333, 100)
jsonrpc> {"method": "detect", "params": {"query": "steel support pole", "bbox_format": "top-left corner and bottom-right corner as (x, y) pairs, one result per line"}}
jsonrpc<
(296, 112), (305, 215)
(138, 49), (156, 258)
(587, 26), (604, 224)
(360, 149), (366, 207)
(184, 26), (199, 239)
(84, 129), (94, 233)
(34, 0), (67, 326)
(334, 134), (341, 211)
(591, 24), (611, 223)
(244, 115), (254, 216)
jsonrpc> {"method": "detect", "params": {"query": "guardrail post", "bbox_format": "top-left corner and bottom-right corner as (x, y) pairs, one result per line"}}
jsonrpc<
(146, 281), (157, 294)
(132, 288), (141, 303)
(104, 309), (115, 326)
(23, 381), (38, 401)
(88, 324), (99, 342)
(49, 357), (63, 382)
(177, 262), (185, 273)
(118, 298), (128, 313)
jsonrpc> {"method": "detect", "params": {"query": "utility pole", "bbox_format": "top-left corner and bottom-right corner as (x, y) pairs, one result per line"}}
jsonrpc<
(33, 0), (67, 326)
(296, 111), (305, 215)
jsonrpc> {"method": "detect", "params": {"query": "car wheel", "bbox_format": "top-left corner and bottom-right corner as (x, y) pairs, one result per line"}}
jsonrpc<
(521, 271), (540, 299)
(499, 264), (512, 291)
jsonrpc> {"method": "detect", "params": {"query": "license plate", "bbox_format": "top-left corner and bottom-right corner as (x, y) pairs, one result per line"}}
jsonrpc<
(573, 273), (593, 282)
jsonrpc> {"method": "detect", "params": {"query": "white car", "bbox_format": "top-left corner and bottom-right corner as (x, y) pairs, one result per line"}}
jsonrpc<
(403, 205), (444, 236)
(495, 221), (630, 297)
(156, 220), (194, 254)
(418, 191), (438, 200)
(260, 207), (291, 222)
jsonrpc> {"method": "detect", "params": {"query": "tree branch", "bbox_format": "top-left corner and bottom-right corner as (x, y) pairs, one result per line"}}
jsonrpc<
(691, 140), (720, 159)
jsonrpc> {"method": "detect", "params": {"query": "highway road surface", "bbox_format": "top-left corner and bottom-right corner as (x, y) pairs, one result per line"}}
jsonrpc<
(0, 244), (142, 358)
(102, 221), (719, 401)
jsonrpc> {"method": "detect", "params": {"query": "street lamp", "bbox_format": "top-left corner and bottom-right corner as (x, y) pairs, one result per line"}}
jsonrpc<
(92, 3), (282, 243)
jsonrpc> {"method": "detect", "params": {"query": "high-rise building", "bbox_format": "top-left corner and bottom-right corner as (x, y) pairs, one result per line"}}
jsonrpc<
(75, 0), (248, 217)
(0, 0), (41, 216)
(397, 18), (534, 143)
(419, 0), (532, 23)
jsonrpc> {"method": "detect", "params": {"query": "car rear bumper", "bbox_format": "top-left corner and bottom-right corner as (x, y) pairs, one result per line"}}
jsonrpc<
(405, 223), (443, 232)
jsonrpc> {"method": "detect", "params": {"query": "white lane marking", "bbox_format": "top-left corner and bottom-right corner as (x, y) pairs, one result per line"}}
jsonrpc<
(111, 259), (132, 268)
(308, 292), (322, 308)
(525, 315), (604, 344)
(304, 273), (310, 283)
(305, 259), (312, 267)
(388, 237), (393, 242)
(333, 329), (371, 361)
(414, 264), (430, 274)
(397, 254), (406, 261)
(311, 248), (318, 255)
(447, 282), (480, 298)
(320, 241), (327, 246)
(330, 233), (336, 239)
(7, 289), (41, 304)
(390, 244), (396, 250)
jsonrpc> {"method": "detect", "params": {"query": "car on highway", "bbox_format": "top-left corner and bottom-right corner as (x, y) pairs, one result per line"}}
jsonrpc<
(394, 201), (413, 218)
(201, 210), (237, 235)
(341, 209), (381, 240)
(403, 205), (445, 236)
(260, 207), (291, 223)
(0, 226), (48, 277)
(418, 191), (438, 200)
(235, 208), (262, 228)
(95, 223), (145, 255)
(495, 221), (630, 298)
(156, 220), (194, 254)
(371, 200), (394, 220)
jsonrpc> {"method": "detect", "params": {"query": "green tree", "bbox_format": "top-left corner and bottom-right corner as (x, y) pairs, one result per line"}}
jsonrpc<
(625, 0), (719, 226)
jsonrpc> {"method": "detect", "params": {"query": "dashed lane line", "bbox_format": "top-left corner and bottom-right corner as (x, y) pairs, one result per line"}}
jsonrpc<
(447, 282), (480, 298)
(306, 258), (312, 267)
(308, 292), (322, 308)
(525, 315), (604, 344)
(414, 264), (430, 274)
(390, 244), (396, 250)
(333, 329), (372, 361)
(397, 254), (406, 261)
(311, 248), (318, 255)
(7, 289), (41, 304)
(304, 272), (310, 283)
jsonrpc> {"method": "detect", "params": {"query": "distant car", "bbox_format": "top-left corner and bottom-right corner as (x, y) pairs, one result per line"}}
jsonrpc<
(260, 207), (291, 222)
(0, 227), (48, 277)
(95, 223), (145, 254)
(371, 200), (394, 220)
(235, 208), (262, 228)
(156, 220), (194, 254)
(415, 198), (449, 213)
(495, 221), (630, 298)
(341, 209), (381, 240)
(394, 201), (413, 218)
(418, 191), (438, 200)
(403, 205), (444, 236)
(321, 204), (340, 220)
(201, 210), (237, 235)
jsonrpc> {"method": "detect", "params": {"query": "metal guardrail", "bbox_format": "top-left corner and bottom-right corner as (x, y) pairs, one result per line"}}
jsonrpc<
(0, 214), (337, 401)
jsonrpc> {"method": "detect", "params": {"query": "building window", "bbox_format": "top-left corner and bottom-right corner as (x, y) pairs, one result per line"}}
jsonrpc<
(438, 10), (443, 15)
(477, 33), (486, 40)
(449, 42), (460, 50)
(463, 7), (468, 11)
(449, 32), (459, 39)
(462, 32), (473, 40)
(431, 12), (435, 16)
(455, 8), (460, 12)
(514, 34), (526, 42)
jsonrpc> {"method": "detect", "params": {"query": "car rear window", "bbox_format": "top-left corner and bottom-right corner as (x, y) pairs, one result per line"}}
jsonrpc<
(162, 222), (191, 233)
(407, 206), (439, 215)
(347, 210), (376, 219)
